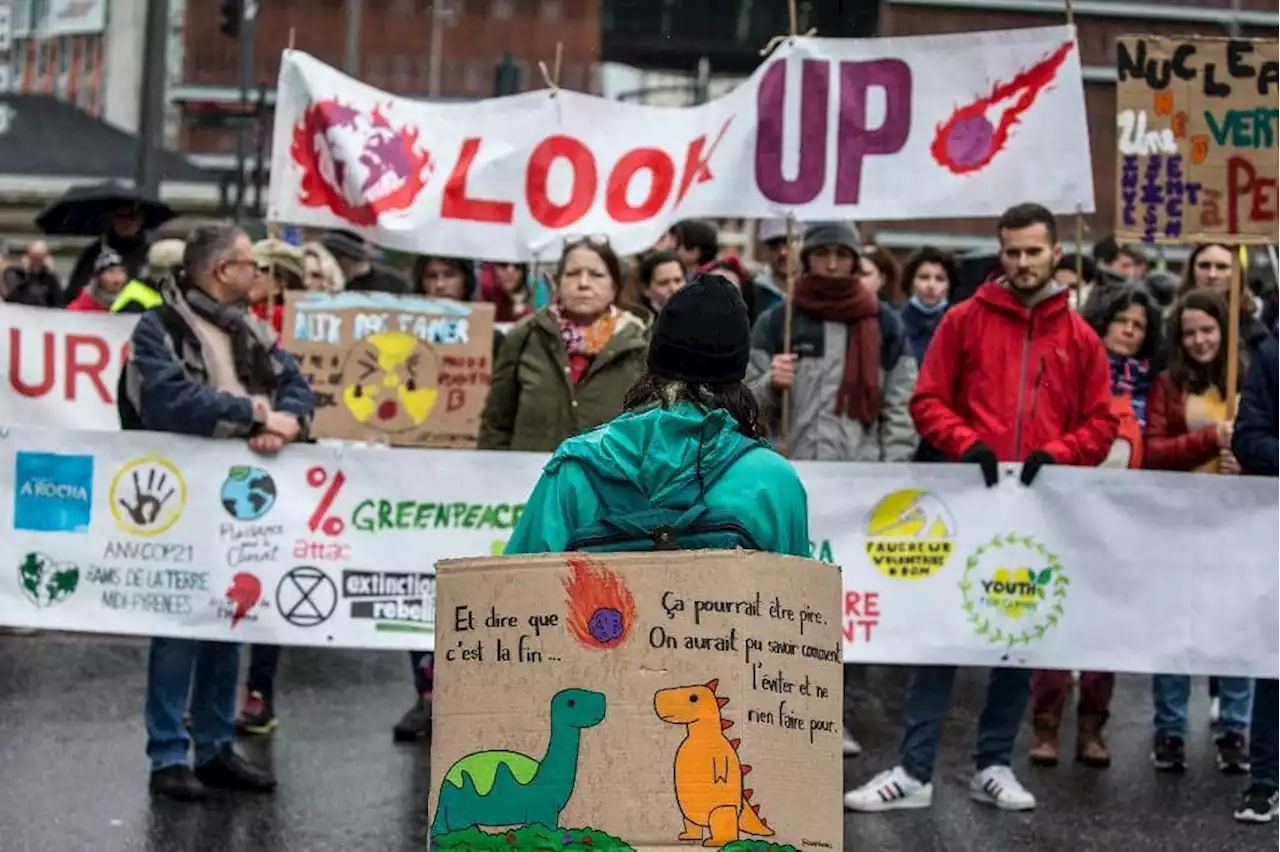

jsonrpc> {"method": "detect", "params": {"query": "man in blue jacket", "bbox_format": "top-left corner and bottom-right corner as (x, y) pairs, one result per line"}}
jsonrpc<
(1232, 330), (1278, 823)
(120, 225), (315, 801)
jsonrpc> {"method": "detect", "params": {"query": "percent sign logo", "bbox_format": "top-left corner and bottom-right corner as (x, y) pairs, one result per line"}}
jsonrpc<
(307, 466), (347, 536)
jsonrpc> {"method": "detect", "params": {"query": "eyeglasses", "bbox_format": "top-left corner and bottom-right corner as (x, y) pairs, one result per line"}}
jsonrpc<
(562, 233), (611, 250)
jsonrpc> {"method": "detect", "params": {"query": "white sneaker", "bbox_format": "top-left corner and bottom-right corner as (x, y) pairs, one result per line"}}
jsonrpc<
(844, 766), (933, 812)
(1210, 696), (1222, 724)
(843, 728), (863, 756)
(970, 765), (1036, 811)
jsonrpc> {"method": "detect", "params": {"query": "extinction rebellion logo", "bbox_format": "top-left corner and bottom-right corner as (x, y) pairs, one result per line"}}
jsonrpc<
(959, 533), (1068, 646)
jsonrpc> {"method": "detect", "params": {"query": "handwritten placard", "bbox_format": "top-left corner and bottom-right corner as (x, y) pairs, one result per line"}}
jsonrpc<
(281, 291), (494, 448)
(429, 550), (843, 851)
(1114, 35), (1278, 244)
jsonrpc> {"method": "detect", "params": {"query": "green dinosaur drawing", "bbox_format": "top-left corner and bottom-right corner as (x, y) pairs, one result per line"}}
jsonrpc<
(430, 688), (606, 837)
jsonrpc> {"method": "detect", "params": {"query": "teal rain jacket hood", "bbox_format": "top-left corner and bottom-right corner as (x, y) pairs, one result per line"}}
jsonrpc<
(504, 401), (810, 556)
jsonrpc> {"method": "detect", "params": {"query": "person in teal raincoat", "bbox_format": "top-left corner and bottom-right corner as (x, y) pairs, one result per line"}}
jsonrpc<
(505, 274), (809, 557)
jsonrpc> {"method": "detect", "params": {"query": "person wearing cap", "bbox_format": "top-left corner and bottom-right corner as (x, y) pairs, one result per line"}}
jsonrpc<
(504, 273), (808, 557)
(746, 219), (918, 761)
(247, 239), (305, 336)
(66, 248), (129, 311)
(321, 229), (409, 294)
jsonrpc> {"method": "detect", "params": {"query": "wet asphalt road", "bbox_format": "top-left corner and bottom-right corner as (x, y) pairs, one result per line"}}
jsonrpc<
(0, 632), (1273, 852)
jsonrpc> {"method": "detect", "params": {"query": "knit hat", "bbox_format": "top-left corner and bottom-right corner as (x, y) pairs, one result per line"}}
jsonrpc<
(321, 228), (368, 262)
(801, 221), (861, 260)
(93, 248), (125, 274)
(647, 273), (751, 384)
(147, 239), (185, 276)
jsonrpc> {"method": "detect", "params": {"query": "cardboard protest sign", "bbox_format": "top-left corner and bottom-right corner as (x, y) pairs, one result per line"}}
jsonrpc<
(282, 291), (494, 448)
(1115, 35), (1279, 245)
(429, 551), (843, 851)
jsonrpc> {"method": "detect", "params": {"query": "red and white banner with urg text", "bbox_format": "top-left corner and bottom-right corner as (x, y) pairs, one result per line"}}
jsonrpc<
(0, 304), (136, 432)
(268, 26), (1095, 261)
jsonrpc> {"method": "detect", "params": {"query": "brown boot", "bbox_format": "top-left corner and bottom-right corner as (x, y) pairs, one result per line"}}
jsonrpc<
(1029, 713), (1060, 767)
(1076, 713), (1112, 768)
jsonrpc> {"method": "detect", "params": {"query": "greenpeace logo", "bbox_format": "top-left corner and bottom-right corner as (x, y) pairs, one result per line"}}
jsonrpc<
(20, 478), (89, 502)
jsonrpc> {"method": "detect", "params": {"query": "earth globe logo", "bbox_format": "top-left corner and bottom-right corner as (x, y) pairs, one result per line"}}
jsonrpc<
(221, 466), (278, 521)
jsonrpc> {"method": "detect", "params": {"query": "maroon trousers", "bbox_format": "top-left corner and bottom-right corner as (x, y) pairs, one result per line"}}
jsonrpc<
(1031, 670), (1115, 718)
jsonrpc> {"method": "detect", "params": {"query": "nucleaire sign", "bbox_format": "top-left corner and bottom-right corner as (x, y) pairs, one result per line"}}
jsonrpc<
(268, 25), (1094, 261)
(0, 425), (1274, 679)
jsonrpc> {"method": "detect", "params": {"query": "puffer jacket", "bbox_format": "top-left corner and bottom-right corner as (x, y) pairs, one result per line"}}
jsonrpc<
(478, 306), (648, 452)
(910, 280), (1116, 465)
(745, 300), (918, 461)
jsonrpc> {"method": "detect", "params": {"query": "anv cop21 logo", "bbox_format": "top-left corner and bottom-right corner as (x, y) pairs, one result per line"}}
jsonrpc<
(863, 489), (956, 580)
(960, 533), (1069, 646)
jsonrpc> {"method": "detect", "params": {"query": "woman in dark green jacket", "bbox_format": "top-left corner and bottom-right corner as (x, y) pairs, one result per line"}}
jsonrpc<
(479, 239), (648, 452)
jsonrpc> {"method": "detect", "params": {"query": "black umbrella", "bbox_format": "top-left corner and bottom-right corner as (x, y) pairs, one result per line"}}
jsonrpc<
(35, 181), (176, 237)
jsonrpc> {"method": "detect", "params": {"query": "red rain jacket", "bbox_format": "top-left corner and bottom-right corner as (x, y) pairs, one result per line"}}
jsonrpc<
(909, 281), (1117, 465)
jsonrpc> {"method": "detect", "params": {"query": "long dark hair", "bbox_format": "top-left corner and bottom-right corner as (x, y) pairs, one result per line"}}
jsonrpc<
(1177, 242), (1257, 319)
(622, 372), (763, 439)
(1085, 283), (1162, 361)
(1165, 289), (1243, 395)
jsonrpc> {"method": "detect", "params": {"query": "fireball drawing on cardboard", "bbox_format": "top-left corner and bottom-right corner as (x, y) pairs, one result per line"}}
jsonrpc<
(931, 40), (1074, 175)
(339, 331), (439, 433)
(655, 679), (774, 848)
(562, 556), (636, 650)
(290, 98), (432, 226)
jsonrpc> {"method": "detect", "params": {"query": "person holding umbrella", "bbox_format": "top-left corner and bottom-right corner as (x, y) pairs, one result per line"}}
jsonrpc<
(36, 182), (175, 306)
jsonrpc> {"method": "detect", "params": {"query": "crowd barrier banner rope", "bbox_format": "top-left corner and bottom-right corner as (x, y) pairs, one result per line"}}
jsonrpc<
(1, 424), (1274, 678)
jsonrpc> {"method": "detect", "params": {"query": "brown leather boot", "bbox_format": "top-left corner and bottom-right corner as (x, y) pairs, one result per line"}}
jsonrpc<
(1029, 713), (1060, 767)
(1076, 713), (1112, 768)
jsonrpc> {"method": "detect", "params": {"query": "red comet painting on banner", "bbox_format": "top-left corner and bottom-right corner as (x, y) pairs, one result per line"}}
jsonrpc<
(562, 556), (637, 651)
(290, 98), (433, 226)
(931, 40), (1075, 175)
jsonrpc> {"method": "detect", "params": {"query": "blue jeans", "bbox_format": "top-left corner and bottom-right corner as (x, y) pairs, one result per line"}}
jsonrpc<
(1251, 679), (1278, 790)
(145, 637), (241, 771)
(1152, 674), (1253, 739)
(899, 665), (1031, 784)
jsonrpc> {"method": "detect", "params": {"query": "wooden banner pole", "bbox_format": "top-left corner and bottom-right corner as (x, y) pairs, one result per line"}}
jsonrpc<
(779, 213), (797, 455)
(1225, 245), (1247, 421)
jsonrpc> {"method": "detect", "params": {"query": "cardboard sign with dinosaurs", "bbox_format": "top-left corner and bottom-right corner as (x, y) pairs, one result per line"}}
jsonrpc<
(429, 550), (844, 851)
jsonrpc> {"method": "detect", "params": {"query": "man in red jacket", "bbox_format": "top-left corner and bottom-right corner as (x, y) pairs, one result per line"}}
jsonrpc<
(845, 202), (1116, 815)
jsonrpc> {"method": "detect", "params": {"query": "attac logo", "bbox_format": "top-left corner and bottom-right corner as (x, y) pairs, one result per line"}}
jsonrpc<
(13, 451), (94, 534)
(109, 456), (187, 537)
(959, 533), (1069, 647)
(18, 552), (79, 608)
(291, 99), (432, 226)
(862, 489), (956, 581)
(342, 570), (434, 633)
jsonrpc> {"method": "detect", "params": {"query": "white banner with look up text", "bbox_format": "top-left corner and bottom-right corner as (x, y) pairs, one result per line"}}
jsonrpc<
(0, 425), (1274, 677)
(268, 25), (1095, 261)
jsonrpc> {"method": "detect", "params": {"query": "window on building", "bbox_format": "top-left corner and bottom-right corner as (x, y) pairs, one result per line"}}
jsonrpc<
(57, 35), (68, 74)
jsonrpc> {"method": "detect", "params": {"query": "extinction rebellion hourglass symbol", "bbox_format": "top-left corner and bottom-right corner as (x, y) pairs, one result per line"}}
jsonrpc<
(306, 466), (346, 536)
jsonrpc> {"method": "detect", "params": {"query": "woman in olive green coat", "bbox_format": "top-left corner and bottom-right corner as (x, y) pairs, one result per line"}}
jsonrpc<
(479, 239), (649, 452)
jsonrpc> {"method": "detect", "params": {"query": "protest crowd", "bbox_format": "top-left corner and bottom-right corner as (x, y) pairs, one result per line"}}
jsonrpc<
(2, 190), (1277, 828)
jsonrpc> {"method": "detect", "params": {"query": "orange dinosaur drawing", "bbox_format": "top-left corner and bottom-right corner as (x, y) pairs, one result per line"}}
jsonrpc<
(654, 679), (774, 847)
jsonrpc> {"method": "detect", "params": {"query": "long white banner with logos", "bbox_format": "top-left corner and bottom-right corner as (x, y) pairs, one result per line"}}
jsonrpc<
(1, 425), (1274, 677)
(268, 25), (1094, 261)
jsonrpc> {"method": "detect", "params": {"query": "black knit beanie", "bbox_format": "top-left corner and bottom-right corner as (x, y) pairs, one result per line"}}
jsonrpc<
(647, 273), (751, 384)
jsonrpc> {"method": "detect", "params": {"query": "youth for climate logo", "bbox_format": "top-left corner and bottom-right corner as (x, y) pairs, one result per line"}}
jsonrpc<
(863, 489), (956, 580)
(959, 533), (1068, 646)
(109, 457), (187, 537)
(13, 451), (94, 533)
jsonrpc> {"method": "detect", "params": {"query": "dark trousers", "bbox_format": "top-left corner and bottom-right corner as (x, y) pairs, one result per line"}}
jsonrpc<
(246, 644), (281, 700)
(1031, 670), (1115, 719)
(1251, 678), (1279, 791)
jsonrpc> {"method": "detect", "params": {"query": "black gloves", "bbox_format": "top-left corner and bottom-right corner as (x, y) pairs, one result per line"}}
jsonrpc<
(962, 443), (1000, 488)
(1020, 450), (1055, 486)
